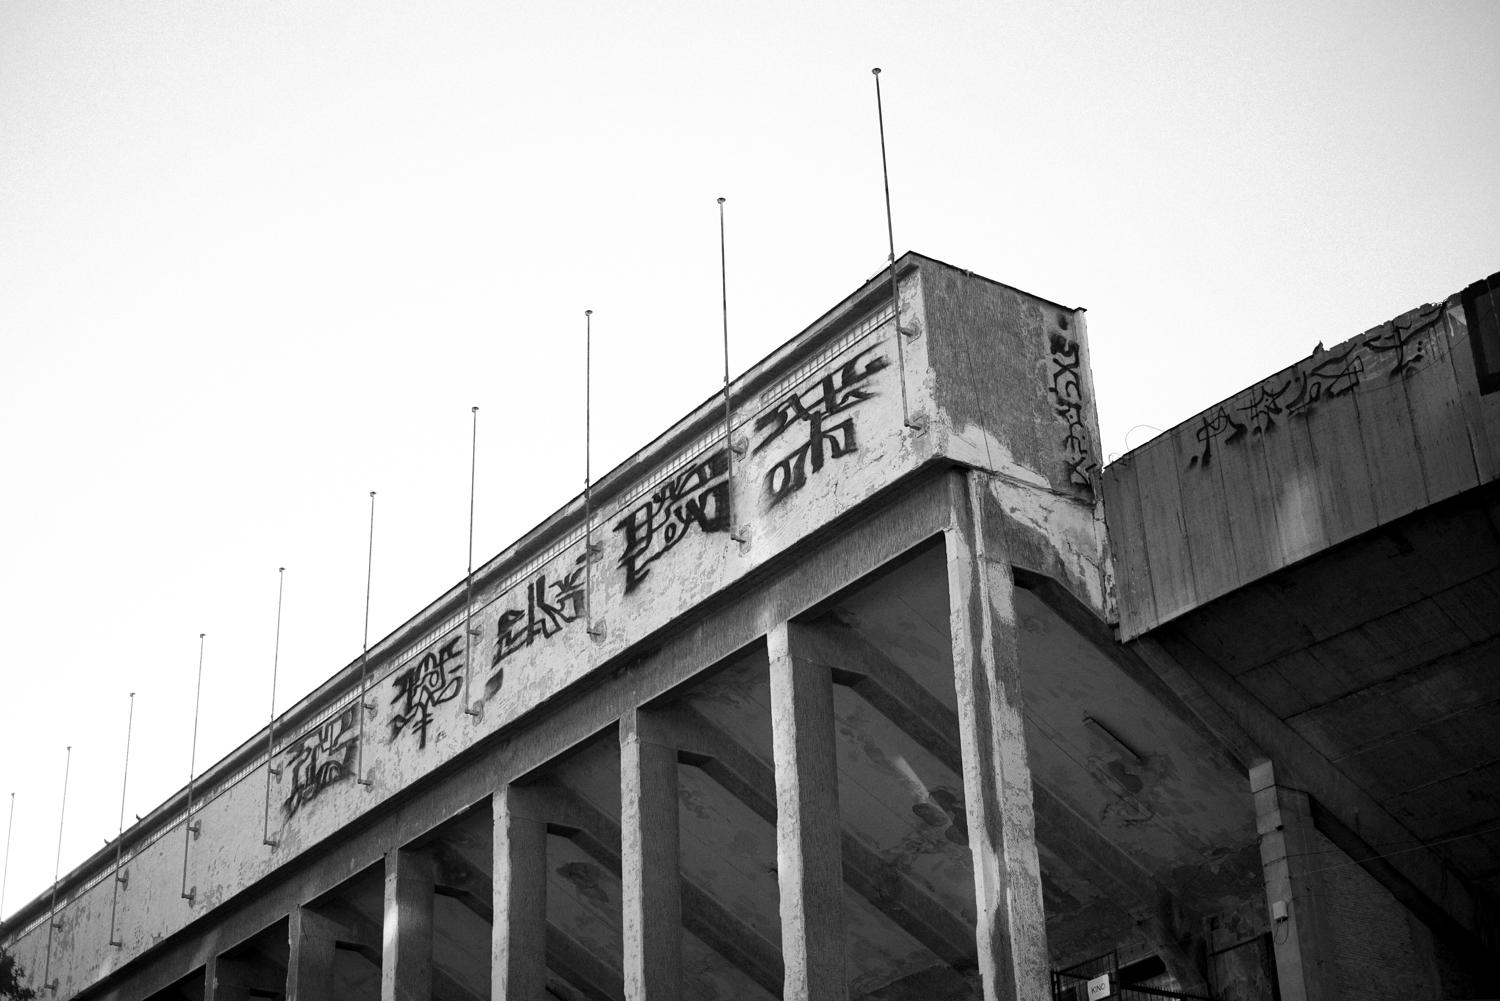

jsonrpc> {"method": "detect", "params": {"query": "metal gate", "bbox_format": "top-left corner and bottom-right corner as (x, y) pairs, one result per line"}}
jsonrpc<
(1052, 951), (1217, 1001)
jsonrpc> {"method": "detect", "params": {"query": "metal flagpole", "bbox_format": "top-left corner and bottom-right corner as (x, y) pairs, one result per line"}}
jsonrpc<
(263, 568), (286, 848)
(584, 310), (603, 641)
(357, 491), (376, 787)
(463, 407), (482, 717)
(108, 693), (135, 946)
(181, 634), (205, 905)
(719, 197), (747, 545)
(43, 745), (71, 993)
(872, 67), (922, 433)
(1, 791), (13, 921)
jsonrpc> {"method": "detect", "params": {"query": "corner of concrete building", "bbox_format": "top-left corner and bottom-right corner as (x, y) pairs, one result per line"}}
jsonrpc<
(912, 258), (1111, 621)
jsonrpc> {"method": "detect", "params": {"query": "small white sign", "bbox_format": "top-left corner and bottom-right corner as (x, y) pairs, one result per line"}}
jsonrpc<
(1086, 973), (1112, 1000)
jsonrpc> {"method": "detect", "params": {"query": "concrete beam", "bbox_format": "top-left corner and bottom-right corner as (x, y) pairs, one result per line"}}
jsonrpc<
(678, 883), (785, 997)
(312, 900), (381, 964)
(1307, 799), (1493, 965)
(1013, 569), (1263, 774)
(547, 979), (593, 1001)
(313, 901), (479, 1001)
(1137, 629), (1500, 959)
(433, 882), (494, 925)
(620, 709), (683, 1001)
(661, 705), (976, 972)
(423, 780), (782, 998)
(851, 964), (979, 1001)
(531, 781), (785, 998)
(799, 618), (1207, 992)
(546, 925), (625, 1001)
(945, 472), (1049, 1001)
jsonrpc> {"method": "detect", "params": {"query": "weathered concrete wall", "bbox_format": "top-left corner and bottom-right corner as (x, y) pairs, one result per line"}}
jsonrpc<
(3, 253), (1108, 999)
(920, 262), (1109, 617)
(1105, 285), (1500, 639)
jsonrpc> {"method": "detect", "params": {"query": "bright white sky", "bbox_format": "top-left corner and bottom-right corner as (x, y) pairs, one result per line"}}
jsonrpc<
(2, 0), (1496, 921)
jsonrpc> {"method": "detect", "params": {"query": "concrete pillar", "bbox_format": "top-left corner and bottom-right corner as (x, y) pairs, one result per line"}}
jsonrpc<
(1251, 761), (1335, 1001)
(495, 784), (548, 1001)
(768, 620), (847, 1001)
(286, 906), (338, 1001)
(382, 848), (435, 1001)
(202, 956), (250, 1001)
(945, 472), (1050, 1001)
(621, 709), (683, 1001)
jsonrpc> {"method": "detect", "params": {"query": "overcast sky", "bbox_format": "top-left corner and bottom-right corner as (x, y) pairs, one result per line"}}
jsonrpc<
(2, 0), (1496, 920)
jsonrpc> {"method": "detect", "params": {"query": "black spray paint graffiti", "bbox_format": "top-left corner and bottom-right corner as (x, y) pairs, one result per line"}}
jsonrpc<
(1186, 406), (1247, 470)
(1364, 303), (1442, 378)
(281, 705), (359, 819)
(485, 553), (590, 694)
(1186, 304), (1445, 470)
(1047, 333), (1097, 490)
(613, 450), (730, 594)
(753, 345), (888, 506)
(390, 635), (464, 750)
(1238, 382), (1289, 435)
(1278, 343), (1366, 418)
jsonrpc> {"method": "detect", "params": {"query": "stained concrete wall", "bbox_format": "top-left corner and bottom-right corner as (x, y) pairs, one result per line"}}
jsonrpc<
(1105, 287), (1500, 639)
(2, 253), (1108, 999)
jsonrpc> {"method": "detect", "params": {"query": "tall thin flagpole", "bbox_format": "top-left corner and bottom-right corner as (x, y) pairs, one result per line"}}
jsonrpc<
(719, 197), (746, 545)
(263, 568), (286, 848)
(108, 693), (135, 946)
(181, 634), (205, 905)
(584, 310), (603, 640)
(872, 67), (920, 432)
(357, 491), (376, 787)
(1, 791), (13, 921)
(43, 745), (71, 993)
(463, 407), (482, 717)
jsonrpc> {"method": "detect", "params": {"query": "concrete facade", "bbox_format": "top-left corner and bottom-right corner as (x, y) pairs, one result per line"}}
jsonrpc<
(3, 258), (1496, 1001)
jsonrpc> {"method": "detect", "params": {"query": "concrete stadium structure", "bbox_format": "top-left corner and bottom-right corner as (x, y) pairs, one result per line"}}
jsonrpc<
(3, 257), (1497, 1001)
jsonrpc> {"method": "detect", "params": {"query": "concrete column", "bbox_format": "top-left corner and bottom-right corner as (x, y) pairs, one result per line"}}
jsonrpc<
(1251, 761), (1335, 1001)
(382, 848), (435, 1001)
(495, 784), (548, 1001)
(621, 709), (683, 1001)
(945, 472), (1050, 1001)
(203, 955), (250, 1001)
(286, 906), (339, 1001)
(768, 620), (847, 1001)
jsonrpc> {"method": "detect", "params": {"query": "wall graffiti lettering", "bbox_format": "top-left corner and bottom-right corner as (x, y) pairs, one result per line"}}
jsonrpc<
(1281, 343), (1365, 417)
(1237, 382), (1288, 435)
(390, 635), (463, 750)
(752, 345), (888, 506)
(281, 706), (359, 819)
(613, 450), (730, 594)
(484, 553), (590, 696)
(1047, 333), (1097, 489)
(1364, 302), (1442, 378)
(1184, 305), (1446, 470)
(1186, 406), (1247, 469)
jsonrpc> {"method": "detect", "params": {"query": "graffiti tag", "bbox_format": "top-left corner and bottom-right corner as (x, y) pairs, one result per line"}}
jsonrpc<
(1047, 333), (1096, 490)
(753, 345), (888, 506)
(1183, 305), (1447, 471)
(282, 706), (359, 818)
(390, 635), (463, 750)
(614, 450), (730, 594)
